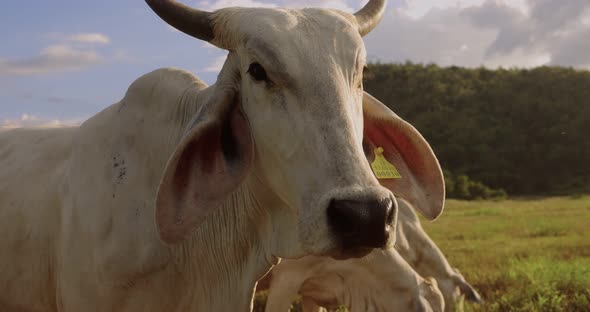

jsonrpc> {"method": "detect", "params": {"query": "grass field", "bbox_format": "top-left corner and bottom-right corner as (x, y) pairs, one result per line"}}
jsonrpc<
(254, 196), (590, 311)
(426, 197), (590, 311)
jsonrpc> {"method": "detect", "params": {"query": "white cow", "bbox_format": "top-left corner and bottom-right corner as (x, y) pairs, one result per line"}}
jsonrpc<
(263, 249), (445, 312)
(258, 199), (481, 312)
(0, 0), (446, 311)
(395, 199), (482, 312)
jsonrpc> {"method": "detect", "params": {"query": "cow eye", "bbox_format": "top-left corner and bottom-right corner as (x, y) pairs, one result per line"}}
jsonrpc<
(248, 62), (268, 82)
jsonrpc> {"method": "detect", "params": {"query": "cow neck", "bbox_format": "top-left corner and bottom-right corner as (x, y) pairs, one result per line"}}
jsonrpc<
(167, 179), (274, 311)
(158, 83), (277, 310)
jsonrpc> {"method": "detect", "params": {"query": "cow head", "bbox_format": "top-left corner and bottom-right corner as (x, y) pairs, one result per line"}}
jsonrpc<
(296, 251), (445, 312)
(147, 0), (445, 259)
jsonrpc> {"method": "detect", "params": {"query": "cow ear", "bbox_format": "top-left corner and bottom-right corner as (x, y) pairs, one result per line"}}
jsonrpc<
(362, 92), (445, 220)
(155, 85), (253, 244)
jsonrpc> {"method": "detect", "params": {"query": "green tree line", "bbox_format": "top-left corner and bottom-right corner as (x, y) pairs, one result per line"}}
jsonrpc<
(364, 62), (590, 197)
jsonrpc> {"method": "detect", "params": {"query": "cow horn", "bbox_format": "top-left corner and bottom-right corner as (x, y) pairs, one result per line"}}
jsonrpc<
(145, 0), (214, 42)
(354, 0), (387, 36)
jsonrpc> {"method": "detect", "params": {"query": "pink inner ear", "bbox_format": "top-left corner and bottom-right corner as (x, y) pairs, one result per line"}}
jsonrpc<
(364, 120), (429, 181)
(156, 102), (254, 244)
(192, 105), (252, 179)
(195, 126), (223, 176)
(190, 104), (253, 199)
(363, 116), (444, 220)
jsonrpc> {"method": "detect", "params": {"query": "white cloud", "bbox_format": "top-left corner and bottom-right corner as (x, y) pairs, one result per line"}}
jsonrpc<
(198, 0), (277, 10)
(194, 0), (589, 69)
(0, 44), (103, 76)
(201, 54), (227, 72)
(462, 0), (590, 67)
(402, 0), (483, 18)
(363, 0), (590, 69)
(0, 114), (86, 129)
(282, 0), (355, 12)
(364, 8), (502, 67)
(65, 33), (111, 44)
(48, 32), (111, 44)
(0, 31), (119, 76)
(401, 0), (527, 18)
(198, 0), (354, 12)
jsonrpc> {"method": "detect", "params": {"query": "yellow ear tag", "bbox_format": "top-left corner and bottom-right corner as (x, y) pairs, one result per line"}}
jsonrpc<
(371, 147), (402, 179)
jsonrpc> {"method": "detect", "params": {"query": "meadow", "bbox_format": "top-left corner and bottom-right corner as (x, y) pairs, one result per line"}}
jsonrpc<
(254, 196), (590, 311)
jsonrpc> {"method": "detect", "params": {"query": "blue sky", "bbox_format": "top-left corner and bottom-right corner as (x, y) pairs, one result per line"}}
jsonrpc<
(2, 0), (590, 128)
(0, 0), (230, 126)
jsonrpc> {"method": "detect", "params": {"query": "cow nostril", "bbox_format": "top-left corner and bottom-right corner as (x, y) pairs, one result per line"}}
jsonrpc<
(327, 199), (359, 238)
(327, 197), (393, 251)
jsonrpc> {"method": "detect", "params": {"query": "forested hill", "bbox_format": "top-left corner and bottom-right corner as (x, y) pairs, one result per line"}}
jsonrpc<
(363, 63), (590, 196)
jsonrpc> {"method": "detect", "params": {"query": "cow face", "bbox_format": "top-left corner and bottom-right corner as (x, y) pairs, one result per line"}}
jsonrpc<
(149, 0), (444, 259)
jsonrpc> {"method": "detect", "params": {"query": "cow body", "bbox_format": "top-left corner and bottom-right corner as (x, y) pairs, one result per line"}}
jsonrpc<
(0, 69), (274, 311)
(0, 1), (446, 310)
(0, 127), (74, 311)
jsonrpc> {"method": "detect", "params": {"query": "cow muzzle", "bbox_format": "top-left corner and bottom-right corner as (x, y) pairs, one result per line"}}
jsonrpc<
(327, 194), (397, 258)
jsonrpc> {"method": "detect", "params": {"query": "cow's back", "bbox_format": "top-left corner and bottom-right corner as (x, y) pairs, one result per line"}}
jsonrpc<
(0, 127), (75, 311)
